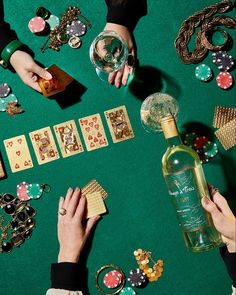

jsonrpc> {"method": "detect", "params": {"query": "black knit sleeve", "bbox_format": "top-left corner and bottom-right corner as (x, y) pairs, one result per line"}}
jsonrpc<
(105, 0), (147, 31)
(50, 263), (82, 291)
(0, 0), (18, 55)
(220, 246), (236, 287)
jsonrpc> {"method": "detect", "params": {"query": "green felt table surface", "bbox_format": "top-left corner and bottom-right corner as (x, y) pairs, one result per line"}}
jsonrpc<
(0, 1), (236, 294)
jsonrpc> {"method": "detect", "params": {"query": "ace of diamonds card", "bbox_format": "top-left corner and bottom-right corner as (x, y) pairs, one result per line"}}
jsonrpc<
(3, 135), (33, 173)
(104, 105), (134, 143)
(29, 127), (59, 165)
(79, 114), (108, 151)
(53, 120), (84, 158)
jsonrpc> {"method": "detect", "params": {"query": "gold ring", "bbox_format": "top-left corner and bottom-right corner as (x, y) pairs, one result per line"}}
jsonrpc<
(59, 208), (67, 216)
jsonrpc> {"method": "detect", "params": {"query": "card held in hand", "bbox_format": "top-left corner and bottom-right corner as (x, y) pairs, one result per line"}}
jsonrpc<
(3, 135), (33, 173)
(79, 113), (108, 151)
(53, 120), (84, 158)
(85, 191), (107, 219)
(29, 127), (59, 165)
(104, 105), (134, 143)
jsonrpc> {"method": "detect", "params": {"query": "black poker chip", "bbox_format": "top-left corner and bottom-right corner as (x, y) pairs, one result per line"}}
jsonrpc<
(0, 83), (11, 98)
(184, 132), (198, 148)
(212, 51), (235, 71)
(128, 269), (147, 288)
(196, 148), (210, 164)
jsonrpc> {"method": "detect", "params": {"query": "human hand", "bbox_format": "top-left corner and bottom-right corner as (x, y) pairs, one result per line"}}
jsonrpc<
(57, 187), (100, 263)
(10, 50), (52, 92)
(104, 23), (135, 88)
(201, 188), (236, 253)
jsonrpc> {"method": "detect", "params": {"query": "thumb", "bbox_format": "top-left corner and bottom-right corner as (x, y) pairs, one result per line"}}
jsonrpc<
(85, 215), (100, 238)
(31, 63), (52, 80)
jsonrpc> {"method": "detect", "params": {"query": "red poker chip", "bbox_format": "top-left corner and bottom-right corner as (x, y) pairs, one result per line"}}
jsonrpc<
(216, 72), (233, 89)
(17, 182), (31, 201)
(28, 17), (46, 33)
(103, 270), (123, 289)
(194, 136), (209, 150)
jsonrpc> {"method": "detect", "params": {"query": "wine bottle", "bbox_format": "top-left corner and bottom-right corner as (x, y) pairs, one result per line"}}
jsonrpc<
(161, 116), (222, 252)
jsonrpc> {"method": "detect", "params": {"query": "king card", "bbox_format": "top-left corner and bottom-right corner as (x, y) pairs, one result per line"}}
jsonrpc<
(29, 127), (59, 165)
(53, 120), (84, 158)
(3, 135), (33, 173)
(104, 105), (134, 143)
(79, 114), (108, 151)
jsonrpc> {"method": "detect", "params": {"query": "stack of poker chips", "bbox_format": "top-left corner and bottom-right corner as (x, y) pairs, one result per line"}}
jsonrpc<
(183, 132), (219, 163)
(212, 51), (235, 90)
(0, 83), (23, 116)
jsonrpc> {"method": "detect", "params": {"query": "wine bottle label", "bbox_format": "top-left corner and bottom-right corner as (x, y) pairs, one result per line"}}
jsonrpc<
(165, 169), (208, 231)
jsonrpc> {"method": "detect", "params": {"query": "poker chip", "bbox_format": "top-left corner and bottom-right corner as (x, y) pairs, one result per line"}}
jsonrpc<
(66, 20), (86, 37)
(68, 36), (82, 48)
(196, 150), (210, 164)
(184, 132), (198, 148)
(203, 142), (218, 158)
(17, 182), (30, 201)
(0, 94), (18, 112)
(212, 51), (234, 71)
(128, 268), (147, 287)
(36, 7), (50, 20)
(195, 64), (212, 82)
(103, 270), (123, 289)
(27, 183), (43, 200)
(46, 15), (60, 30)
(57, 32), (70, 44)
(216, 72), (233, 89)
(28, 17), (46, 33)
(0, 83), (11, 98)
(120, 287), (136, 295)
(194, 136), (209, 150)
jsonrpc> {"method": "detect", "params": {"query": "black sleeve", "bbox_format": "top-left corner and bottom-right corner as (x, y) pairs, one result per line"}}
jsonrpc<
(0, 0), (18, 55)
(220, 246), (236, 287)
(50, 263), (81, 291)
(105, 0), (147, 31)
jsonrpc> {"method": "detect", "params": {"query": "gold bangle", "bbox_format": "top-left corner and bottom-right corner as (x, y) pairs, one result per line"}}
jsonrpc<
(95, 264), (126, 295)
(201, 27), (229, 51)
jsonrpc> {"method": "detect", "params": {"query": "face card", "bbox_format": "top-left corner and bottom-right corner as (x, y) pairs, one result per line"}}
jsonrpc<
(29, 127), (59, 165)
(104, 105), (134, 143)
(85, 191), (107, 219)
(53, 120), (84, 158)
(82, 179), (108, 199)
(38, 64), (74, 97)
(79, 114), (108, 151)
(3, 135), (33, 173)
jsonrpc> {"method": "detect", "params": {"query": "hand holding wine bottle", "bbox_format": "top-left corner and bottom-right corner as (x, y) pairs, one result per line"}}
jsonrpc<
(202, 188), (236, 253)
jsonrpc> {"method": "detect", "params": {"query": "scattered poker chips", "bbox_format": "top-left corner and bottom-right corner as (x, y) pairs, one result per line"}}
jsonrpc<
(0, 83), (11, 98)
(46, 15), (60, 30)
(195, 64), (212, 81)
(120, 287), (136, 295)
(128, 268), (147, 287)
(216, 72), (233, 89)
(28, 17), (46, 34)
(103, 270), (123, 289)
(66, 20), (86, 37)
(68, 36), (82, 48)
(183, 132), (218, 164)
(0, 94), (18, 112)
(212, 51), (235, 71)
(16, 182), (49, 201)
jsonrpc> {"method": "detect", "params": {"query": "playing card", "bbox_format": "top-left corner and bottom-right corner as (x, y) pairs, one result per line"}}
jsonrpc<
(85, 191), (107, 219)
(38, 64), (74, 97)
(53, 120), (84, 158)
(104, 105), (134, 143)
(82, 179), (108, 199)
(3, 135), (33, 173)
(29, 127), (59, 165)
(0, 154), (5, 178)
(79, 113), (108, 151)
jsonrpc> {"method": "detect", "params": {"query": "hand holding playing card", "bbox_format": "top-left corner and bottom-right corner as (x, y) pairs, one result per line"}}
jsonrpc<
(58, 187), (100, 263)
(10, 50), (52, 92)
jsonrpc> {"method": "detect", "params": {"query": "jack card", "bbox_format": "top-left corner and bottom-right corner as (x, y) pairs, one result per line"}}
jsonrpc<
(53, 120), (84, 158)
(79, 114), (108, 151)
(104, 105), (134, 143)
(29, 127), (59, 165)
(3, 135), (33, 173)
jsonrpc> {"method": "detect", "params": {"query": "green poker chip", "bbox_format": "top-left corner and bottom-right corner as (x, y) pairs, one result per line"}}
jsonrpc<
(203, 142), (218, 158)
(195, 64), (212, 82)
(27, 183), (43, 200)
(184, 132), (198, 148)
(120, 287), (136, 295)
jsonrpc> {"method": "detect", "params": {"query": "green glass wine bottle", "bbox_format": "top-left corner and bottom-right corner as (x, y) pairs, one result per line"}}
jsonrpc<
(160, 116), (222, 252)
